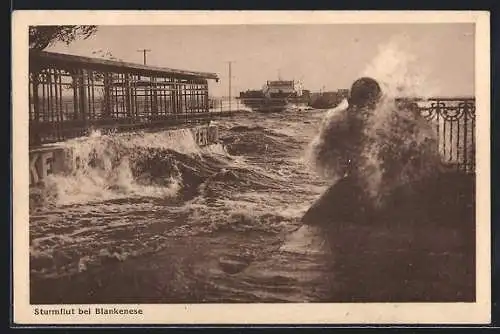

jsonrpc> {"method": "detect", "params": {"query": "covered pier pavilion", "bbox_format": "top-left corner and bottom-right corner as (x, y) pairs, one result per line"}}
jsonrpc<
(29, 50), (221, 146)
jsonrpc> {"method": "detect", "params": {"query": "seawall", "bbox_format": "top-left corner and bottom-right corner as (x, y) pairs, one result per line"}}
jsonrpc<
(29, 124), (219, 187)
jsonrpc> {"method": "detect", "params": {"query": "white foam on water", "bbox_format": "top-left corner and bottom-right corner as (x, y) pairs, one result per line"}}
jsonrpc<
(38, 128), (202, 206)
(305, 36), (443, 205)
(360, 34), (439, 100)
(357, 36), (443, 203)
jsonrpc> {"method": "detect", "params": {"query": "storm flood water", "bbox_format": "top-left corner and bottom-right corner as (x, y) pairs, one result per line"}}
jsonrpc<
(29, 106), (475, 304)
(30, 110), (336, 303)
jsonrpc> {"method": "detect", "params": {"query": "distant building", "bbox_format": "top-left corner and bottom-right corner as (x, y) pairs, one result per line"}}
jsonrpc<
(263, 80), (298, 98)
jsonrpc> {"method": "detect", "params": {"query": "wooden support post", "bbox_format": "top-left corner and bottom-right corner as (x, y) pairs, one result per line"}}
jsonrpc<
(125, 73), (132, 118)
(203, 80), (209, 113)
(31, 71), (41, 145)
(103, 73), (111, 118)
(152, 76), (158, 117)
(172, 79), (178, 115)
(79, 69), (89, 131)
(71, 72), (79, 120)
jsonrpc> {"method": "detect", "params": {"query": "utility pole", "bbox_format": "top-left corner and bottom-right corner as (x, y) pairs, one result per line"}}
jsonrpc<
(137, 49), (151, 65)
(228, 61), (232, 112)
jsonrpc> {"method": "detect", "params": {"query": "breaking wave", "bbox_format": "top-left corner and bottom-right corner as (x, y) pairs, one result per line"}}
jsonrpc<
(307, 37), (444, 206)
(29, 117), (326, 287)
(31, 129), (235, 207)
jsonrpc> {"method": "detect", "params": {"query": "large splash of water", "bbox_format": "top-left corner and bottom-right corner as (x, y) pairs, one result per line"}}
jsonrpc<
(307, 36), (444, 206)
(32, 128), (224, 207)
(360, 34), (439, 99)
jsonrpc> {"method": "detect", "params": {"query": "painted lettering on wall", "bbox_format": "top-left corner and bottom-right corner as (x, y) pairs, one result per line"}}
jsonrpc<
(29, 151), (55, 186)
(191, 126), (219, 147)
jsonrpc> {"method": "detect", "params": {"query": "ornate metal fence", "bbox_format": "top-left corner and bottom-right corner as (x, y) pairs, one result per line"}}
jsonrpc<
(29, 51), (220, 146)
(399, 97), (476, 173)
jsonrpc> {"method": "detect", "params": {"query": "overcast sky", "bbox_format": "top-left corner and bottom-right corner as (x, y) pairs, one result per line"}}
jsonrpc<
(46, 24), (475, 97)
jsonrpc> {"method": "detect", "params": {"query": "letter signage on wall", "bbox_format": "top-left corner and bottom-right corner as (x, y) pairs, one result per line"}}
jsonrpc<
(29, 148), (69, 186)
(29, 151), (54, 186)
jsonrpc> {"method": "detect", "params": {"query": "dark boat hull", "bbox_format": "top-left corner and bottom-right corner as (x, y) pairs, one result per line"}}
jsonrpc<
(237, 97), (306, 113)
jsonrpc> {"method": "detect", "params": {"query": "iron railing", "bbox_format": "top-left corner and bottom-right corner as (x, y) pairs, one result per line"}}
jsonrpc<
(396, 97), (475, 173)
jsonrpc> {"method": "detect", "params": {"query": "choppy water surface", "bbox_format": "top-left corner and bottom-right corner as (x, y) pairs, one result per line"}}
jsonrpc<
(30, 110), (347, 303)
(29, 104), (476, 304)
(29, 39), (476, 303)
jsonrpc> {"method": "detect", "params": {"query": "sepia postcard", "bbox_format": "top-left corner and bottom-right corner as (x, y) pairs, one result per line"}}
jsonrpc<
(12, 10), (491, 325)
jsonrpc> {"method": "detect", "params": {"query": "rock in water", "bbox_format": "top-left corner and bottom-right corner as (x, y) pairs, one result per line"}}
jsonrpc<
(218, 255), (252, 275)
(301, 175), (375, 227)
(302, 77), (475, 302)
